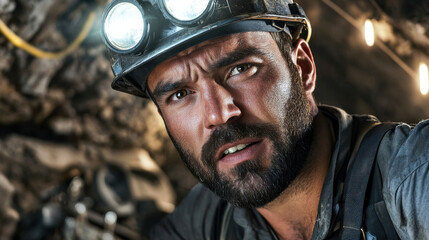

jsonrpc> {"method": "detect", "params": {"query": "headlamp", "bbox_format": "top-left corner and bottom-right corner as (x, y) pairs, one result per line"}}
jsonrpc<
(160, 0), (214, 26)
(102, 0), (149, 53)
(101, 0), (312, 98)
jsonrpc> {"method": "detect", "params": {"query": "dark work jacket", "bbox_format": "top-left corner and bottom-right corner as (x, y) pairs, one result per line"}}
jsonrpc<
(150, 106), (429, 240)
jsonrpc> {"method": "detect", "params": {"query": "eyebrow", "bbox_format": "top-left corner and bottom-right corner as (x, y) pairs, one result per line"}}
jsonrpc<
(210, 47), (267, 70)
(152, 47), (267, 99)
(152, 79), (187, 99)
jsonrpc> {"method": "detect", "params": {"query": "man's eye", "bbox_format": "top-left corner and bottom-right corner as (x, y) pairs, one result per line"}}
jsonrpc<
(171, 89), (191, 101)
(230, 64), (252, 76)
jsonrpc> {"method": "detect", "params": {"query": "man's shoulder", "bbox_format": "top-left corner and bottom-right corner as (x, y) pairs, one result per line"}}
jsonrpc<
(150, 183), (228, 239)
(376, 119), (429, 239)
(378, 119), (429, 192)
(319, 105), (380, 130)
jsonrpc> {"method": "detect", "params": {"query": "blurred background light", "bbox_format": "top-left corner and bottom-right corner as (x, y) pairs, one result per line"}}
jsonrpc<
(364, 19), (375, 47)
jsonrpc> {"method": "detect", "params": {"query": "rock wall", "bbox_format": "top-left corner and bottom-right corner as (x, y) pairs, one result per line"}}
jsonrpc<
(0, 0), (428, 238)
(0, 0), (195, 238)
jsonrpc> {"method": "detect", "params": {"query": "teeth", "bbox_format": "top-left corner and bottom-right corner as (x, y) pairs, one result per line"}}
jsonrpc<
(223, 143), (249, 156)
(225, 146), (237, 155)
(236, 144), (247, 151)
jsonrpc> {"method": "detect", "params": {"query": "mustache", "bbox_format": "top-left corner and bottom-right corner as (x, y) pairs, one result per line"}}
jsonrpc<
(200, 122), (279, 167)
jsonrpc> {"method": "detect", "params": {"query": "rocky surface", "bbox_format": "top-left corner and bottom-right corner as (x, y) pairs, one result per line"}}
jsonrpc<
(0, 0), (428, 239)
(0, 0), (193, 238)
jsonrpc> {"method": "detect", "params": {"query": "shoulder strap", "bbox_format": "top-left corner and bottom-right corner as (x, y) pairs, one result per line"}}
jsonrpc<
(219, 203), (234, 240)
(341, 123), (397, 240)
(365, 162), (400, 240)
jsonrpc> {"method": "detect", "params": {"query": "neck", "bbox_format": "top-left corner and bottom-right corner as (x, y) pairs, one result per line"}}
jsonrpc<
(257, 112), (335, 240)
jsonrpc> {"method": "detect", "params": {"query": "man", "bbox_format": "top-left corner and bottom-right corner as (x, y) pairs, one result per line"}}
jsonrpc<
(101, 0), (429, 239)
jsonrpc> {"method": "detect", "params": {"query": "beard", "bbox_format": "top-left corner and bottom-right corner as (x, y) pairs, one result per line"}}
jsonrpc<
(169, 63), (314, 208)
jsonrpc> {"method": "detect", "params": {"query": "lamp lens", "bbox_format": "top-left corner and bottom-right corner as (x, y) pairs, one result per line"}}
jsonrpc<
(104, 2), (145, 51)
(163, 0), (211, 22)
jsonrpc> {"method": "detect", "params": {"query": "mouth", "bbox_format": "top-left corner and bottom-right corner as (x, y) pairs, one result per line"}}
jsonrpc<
(216, 139), (263, 167)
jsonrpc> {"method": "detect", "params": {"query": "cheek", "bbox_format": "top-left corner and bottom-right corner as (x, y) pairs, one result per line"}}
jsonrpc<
(247, 67), (292, 126)
(263, 76), (292, 120)
(164, 111), (202, 156)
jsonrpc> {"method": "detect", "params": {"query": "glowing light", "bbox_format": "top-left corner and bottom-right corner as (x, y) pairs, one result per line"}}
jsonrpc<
(420, 63), (429, 95)
(364, 19), (375, 47)
(163, 0), (212, 22)
(104, 2), (145, 51)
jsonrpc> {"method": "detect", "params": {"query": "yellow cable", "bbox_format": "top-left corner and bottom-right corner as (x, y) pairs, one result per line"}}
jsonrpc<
(0, 11), (96, 59)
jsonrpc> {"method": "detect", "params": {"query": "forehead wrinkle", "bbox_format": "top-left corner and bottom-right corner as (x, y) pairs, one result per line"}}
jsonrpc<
(163, 40), (243, 84)
(174, 34), (247, 67)
(176, 34), (243, 58)
(209, 47), (268, 71)
(205, 33), (278, 70)
(184, 37), (258, 77)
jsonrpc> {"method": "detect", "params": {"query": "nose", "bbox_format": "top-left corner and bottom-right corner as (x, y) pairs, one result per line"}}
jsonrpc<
(202, 82), (241, 129)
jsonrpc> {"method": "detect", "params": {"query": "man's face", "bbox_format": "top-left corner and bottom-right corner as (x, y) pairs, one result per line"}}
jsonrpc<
(148, 32), (314, 208)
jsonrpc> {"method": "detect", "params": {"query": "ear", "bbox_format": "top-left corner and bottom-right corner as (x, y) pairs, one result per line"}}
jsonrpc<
(292, 39), (317, 96)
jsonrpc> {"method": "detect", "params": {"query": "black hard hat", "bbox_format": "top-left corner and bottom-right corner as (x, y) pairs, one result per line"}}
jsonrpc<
(101, 0), (311, 98)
